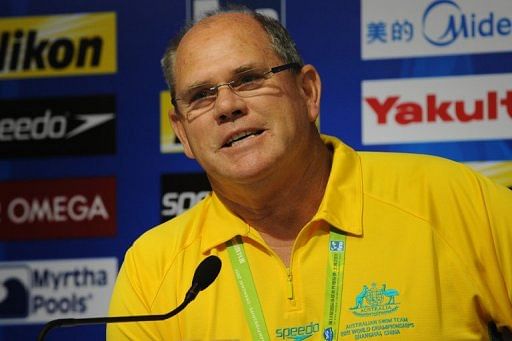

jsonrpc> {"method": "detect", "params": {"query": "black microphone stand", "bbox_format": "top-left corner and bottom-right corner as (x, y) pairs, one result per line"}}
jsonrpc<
(38, 255), (221, 341)
(37, 293), (194, 341)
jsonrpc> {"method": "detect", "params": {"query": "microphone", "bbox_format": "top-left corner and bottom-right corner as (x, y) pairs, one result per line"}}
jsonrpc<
(37, 255), (222, 341)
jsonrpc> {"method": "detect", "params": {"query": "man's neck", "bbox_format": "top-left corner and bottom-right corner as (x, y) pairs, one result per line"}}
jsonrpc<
(212, 136), (333, 263)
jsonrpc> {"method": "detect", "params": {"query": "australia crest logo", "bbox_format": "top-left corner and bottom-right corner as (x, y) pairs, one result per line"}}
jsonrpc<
(350, 283), (400, 317)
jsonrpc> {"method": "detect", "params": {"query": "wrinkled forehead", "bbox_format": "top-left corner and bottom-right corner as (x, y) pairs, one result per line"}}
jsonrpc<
(173, 13), (280, 84)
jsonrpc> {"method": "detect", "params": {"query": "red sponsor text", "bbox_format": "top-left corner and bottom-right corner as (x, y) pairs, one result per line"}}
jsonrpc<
(365, 91), (512, 125)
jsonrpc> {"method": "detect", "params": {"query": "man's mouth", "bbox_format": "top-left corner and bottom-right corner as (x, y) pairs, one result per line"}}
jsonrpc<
(223, 130), (264, 148)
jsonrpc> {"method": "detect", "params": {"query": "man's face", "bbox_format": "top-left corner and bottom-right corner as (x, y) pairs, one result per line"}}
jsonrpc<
(171, 13), (319, 187)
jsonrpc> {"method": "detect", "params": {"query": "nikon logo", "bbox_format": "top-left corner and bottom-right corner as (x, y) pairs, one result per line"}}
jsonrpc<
(0, 30), (102, 71)
(0, 12), (116, 79)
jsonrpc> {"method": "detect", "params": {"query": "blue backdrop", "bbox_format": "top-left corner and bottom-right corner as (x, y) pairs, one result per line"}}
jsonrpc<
(0, 0), (511, 339)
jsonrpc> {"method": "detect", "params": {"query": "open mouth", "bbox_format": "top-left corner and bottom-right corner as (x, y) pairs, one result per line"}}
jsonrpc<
(223, 130), (264, 148)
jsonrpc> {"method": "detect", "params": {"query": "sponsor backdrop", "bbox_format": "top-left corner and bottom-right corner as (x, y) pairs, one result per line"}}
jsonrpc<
(0, 0), (511, 339)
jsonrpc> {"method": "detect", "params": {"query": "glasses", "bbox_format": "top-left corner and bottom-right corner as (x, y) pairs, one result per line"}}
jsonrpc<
(174, 62), (301, 120)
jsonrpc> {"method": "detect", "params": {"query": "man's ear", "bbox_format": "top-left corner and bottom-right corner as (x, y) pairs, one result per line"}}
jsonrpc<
(299, 64), (321, 123)
(169, 108), (195, 159)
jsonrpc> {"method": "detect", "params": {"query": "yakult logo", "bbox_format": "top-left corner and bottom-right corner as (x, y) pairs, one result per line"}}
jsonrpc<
(362, 0), (512, 59)
(362, 73), (512, 145)
(367, 91), (512, 125)
(0, 258), (117, 324)
(0, 177), (116, 240)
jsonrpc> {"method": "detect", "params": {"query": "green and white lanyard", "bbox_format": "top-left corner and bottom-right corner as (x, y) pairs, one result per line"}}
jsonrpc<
(226, 229), (347, 341)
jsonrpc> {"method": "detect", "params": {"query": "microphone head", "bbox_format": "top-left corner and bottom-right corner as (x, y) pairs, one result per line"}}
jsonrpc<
(192, 255), (222, 292)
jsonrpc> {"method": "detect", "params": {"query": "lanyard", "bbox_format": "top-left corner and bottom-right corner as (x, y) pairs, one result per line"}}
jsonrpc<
(227, 235), (270, 340)
(226, 229), (347, 341)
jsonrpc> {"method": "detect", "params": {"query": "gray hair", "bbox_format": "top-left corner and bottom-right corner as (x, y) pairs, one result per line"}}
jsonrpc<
(161, 8), (304, 108)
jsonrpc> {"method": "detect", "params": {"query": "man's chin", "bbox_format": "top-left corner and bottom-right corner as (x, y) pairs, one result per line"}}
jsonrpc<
(209, 161), (277, 186)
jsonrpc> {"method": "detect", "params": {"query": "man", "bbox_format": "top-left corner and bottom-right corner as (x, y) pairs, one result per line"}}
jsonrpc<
(108, 8), (512, 340)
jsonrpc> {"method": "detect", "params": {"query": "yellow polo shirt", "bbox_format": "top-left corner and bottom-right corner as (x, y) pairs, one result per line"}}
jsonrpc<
(108, 135), (512, 340)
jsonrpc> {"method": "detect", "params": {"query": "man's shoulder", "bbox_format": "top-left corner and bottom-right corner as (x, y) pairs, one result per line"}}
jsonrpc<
(358, 151), (473, 184)
(356, 151), (484, 216)
(130, 194), (212, 258)
(326, 135), (476, 188)
(358, 151), (466, 173)
(110, 195), (214, 317)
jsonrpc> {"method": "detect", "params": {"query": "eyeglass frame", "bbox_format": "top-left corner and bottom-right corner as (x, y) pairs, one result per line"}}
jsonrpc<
(172, 62), (302, 116)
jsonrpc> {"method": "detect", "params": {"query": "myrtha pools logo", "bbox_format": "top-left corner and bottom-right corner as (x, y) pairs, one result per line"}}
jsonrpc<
(350, 283), (400, 317)
(0, 267), (30, 319)
(0, 258), (117, 324)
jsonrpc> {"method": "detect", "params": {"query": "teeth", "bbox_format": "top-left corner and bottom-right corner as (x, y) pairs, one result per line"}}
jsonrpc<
(225, 130), (260, 147)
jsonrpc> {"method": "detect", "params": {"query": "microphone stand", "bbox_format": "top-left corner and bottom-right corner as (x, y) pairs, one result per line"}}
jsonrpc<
(38, 255), (221, 341)
(37, 294), (194, 341)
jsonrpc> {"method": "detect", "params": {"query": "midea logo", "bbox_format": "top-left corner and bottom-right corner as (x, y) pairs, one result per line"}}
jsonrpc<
(422, 0), (512, 47)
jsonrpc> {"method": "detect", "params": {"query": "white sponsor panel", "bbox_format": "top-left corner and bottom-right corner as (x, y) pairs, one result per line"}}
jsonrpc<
(362, 73), (512, 145)
(362, 0), (512, 59)
(0, 258), (117, 324)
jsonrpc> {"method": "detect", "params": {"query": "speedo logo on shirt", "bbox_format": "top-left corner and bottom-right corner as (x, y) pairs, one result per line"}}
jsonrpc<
(275, 322), (320, 340)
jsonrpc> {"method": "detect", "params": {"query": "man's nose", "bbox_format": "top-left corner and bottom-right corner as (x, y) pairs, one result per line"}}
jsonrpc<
(213, 85), (247, 123)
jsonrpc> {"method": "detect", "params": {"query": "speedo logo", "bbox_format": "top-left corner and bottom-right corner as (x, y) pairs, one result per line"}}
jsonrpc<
(0, 110), (114, 142)
(0, 95), (116, 157)
(0, 12), (116, 79)
(160, 173), (211, 221)
(161, 191), (210, 219)
(275, 322), (320, 340)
